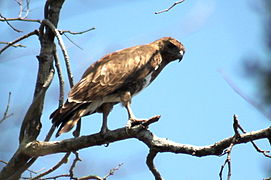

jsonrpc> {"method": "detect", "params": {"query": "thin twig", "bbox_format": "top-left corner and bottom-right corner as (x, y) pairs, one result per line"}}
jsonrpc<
(234, 116), (271, 158)
(69, 151), (81, 178)
(0, 30), (38, 54)
(15, 0), (23, 18)
(0, 17), (40, 23)
(58, 27), (95, 35)
(0, 41), (26, 48)
(75, 163), (124, 180)
(219, 115), (241, 180)
(44, 125), (56, 142)
(53, 45), (65, 106)
(59, 27), (95, 50)
(155, 0), (185, 14)
(24, 174), (70, 180)
(31, 152), (71, 180)
(63, 34), (83, 50)
(0, 13), (23, 32)
(77, 175), (103, 180)
(22, 0), (31, 19)
(0, 160), (41, 175)
(103, 163), (123, 180)
(0, 92), (13, 123)
(219, 143), (233, 180)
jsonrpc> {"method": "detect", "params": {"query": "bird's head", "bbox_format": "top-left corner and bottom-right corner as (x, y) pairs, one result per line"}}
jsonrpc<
(153, 37), (185, 62)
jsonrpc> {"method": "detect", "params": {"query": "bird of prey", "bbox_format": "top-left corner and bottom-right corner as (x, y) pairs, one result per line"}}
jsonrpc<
(50, 37), (185, 137)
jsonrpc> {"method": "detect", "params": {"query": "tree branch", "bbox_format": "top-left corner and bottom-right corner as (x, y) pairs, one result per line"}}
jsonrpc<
(41, 19), (74, 87)
(31, 152), (71, 180)
(19, 122), (270, 180)
(146, 150), (162, 180)
(68, 151), (81, 178)
(0, 92), (13, 123)
(0, 42), (26, 48)
(155, 0), (185, 14)
(219, 115), (240, 180)
(58, 27), (95, 35)
(0, 30), (39, 54)
(53, 45), (65, 107)
(0, 13), (23, 32)
(0, 17), (40, 22)
(23, 124), (271, 157)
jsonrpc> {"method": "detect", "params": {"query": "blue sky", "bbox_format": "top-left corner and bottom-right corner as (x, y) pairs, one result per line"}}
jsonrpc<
(0, 0), (270, 179)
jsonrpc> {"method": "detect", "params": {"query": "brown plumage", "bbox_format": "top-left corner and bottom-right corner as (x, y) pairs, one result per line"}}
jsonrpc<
(50, 37), (185, 137)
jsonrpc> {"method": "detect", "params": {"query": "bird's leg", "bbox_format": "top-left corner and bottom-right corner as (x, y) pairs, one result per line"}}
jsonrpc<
(99, 103), (113, 135)
(121, 91), (147, 128)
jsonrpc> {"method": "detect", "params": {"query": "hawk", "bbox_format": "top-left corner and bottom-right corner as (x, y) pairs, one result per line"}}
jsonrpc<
(50, 37), (185, 137)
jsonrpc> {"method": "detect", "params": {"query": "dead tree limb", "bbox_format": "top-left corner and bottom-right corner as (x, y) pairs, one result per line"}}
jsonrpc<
(155, 0), (185, 14)
(0, 30), (39, 54)
(41, 19), (74, 87)
(18, 120), (271, 180)
(23, 123), (271, 157)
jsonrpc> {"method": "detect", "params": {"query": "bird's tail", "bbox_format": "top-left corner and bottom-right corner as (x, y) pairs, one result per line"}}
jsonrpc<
(50, 100), (102, 137)
(50, 102), (90, 137)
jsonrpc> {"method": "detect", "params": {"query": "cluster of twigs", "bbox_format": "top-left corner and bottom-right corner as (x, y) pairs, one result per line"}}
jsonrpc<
(219, 115), (271, 180)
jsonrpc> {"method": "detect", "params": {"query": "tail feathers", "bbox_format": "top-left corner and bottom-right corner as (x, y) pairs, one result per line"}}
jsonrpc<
(56, 117), (80, 137)
(50, 102), (91, 137)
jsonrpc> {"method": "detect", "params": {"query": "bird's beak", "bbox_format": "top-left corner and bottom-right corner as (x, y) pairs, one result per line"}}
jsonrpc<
(178, 50), (185, 62)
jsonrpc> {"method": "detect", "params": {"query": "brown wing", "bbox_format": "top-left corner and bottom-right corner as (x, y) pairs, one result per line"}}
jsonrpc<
(68, 45), (161, 103)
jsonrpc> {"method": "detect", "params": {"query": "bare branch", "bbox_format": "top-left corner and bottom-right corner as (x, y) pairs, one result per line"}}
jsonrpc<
(250, 139), (271, 158)
(69, 151), (81, 178)
(58, 27), (95, 50)
(77, 175), (103, 180)
(42, 19), (74, 87)
(23, 122), (271, 157)
(0, 17), (40, 23)
(0, 92), (14, 123)
(155, 0), (185, 14)
(0, 13), (23, 32)
(15, 0), (23, 18)
(22, 0), (31, 19)
(19, 67), (55, 142)
(234, 116), (271, 158)
(31, 152), (71, 180)
(42, 44), (63, 144)
(34, 174), (70, 180)
(0, 30), (38, 54)
(58, 27), (95, 35)
(103, 163), (123, 180)
(63, 34), (83, 50)
(0, 41), (26, 48)
(53, 45), (65, 107)
(219, 115), (240, 180)
(0, 160), (41, 175)
(73, 163), (123, 180)
(17, 113), (271, 180)
(146, 150), (163, 180)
